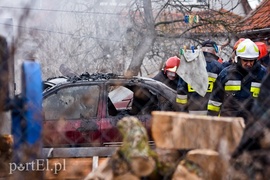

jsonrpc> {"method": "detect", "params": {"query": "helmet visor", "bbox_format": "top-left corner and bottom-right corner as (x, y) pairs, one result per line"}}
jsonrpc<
(241, 57), (257, 62)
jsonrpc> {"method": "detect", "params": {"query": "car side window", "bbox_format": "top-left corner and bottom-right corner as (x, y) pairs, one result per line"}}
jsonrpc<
(107, 84), (161, 116)
(43, 85), (100, 120)
(107, 86), (133, 116)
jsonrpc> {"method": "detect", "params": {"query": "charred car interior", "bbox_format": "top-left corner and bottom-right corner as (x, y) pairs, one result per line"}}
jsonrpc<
(42, 73), (181, 147)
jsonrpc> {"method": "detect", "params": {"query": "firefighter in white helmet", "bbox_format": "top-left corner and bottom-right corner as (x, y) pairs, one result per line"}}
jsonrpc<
(207, 39), (267, 124)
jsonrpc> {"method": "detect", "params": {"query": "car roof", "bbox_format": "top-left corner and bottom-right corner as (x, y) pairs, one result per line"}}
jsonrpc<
(43, 76), (68, 92)
(43, 72), (176, 93)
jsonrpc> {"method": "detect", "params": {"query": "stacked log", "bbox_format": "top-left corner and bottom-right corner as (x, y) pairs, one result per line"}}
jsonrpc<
(152, 111), (244, 179)
(85, 112), (245, 179)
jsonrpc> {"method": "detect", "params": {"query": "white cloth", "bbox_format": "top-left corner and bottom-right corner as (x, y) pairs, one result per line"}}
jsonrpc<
(176, 47), (208, 97)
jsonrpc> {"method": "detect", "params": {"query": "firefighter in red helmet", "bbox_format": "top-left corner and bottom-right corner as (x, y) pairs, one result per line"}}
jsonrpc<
(164, 56), (180, 79)
(153, 56), (181, 90)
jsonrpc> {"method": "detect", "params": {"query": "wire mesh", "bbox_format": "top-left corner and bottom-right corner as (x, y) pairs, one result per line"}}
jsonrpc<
(1, 35), (270, 179)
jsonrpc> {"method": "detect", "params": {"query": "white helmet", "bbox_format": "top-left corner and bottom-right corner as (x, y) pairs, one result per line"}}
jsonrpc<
(236, 39), (259, 59)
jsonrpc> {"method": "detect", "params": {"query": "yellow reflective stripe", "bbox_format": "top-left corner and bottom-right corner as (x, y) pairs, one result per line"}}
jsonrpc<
(207, 104), (220, 112)
(187, 84), (195, 92)
(176, 94), (187, 104)
(208, 76), (216, 82)
(208, 100), (222, 112)
(237, 45), (246, 53)
(225, 85), (241, 91)
(188, 75), (217, 93)
(226, 80), (241, 86)
(207, 76), (215, 92)
(207, 100), (222, 112)
(207, 82), (214, 92)
(250, 87), (260, 97)
(176, 98), (187, 104)
(250, 82), (261, 97)
(207, 74), (217, 92)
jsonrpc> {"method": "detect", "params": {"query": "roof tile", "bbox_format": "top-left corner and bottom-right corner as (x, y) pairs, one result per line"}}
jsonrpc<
(240, 0), (270, 31)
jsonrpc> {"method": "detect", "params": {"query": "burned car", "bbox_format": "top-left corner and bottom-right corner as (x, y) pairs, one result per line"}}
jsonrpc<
(42, 73), (181, 147)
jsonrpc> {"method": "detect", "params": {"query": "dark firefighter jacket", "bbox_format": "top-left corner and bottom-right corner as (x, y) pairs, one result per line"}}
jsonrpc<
(232, 72), (270, 158)
(222, 58), (234, 69)
(153, 70), (180, 90)
(207, 61), (267, 124)
(176, 52), (223, 114)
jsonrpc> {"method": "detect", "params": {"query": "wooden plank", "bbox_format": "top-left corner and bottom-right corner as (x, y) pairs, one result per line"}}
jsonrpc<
(151, 111), (245, 154)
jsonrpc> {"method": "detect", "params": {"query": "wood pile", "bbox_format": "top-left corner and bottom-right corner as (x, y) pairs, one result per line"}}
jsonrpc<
(86, 112), (245, 180)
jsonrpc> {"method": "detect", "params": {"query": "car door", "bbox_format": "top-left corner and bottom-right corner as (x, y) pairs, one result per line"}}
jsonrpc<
(101, 81), (160, 146)
(101, 82), (133, 146)
(42, 83), (103, 147)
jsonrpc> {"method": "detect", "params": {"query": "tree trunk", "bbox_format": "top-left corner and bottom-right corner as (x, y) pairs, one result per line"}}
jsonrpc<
(125, 0), (156, 77)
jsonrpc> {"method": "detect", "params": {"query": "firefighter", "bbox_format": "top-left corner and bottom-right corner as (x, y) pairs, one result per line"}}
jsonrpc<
(153, 56), (181, 90)
(207, 39), (267, 124)
(201, 40), (223, 63)
(255, 41), (270, 68)
(231, 71), (270, 158)
(222, 38), (245, 68)
(176, 40), (223, 115)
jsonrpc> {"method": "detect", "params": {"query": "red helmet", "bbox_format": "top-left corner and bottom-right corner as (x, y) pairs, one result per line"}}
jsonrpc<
(164, 56), (180, 73)
(255, 42), (268, 60)
(233, 38), (245, 51)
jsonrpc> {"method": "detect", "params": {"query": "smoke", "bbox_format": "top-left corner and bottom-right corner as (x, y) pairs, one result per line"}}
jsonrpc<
(0, 0), (243, 93)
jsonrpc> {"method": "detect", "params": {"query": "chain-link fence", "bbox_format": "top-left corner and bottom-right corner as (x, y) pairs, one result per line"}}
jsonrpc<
(1, 32), (270, 179)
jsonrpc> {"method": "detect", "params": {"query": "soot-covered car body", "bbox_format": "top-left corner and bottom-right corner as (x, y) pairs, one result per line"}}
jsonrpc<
(42, 73), (181, 147)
